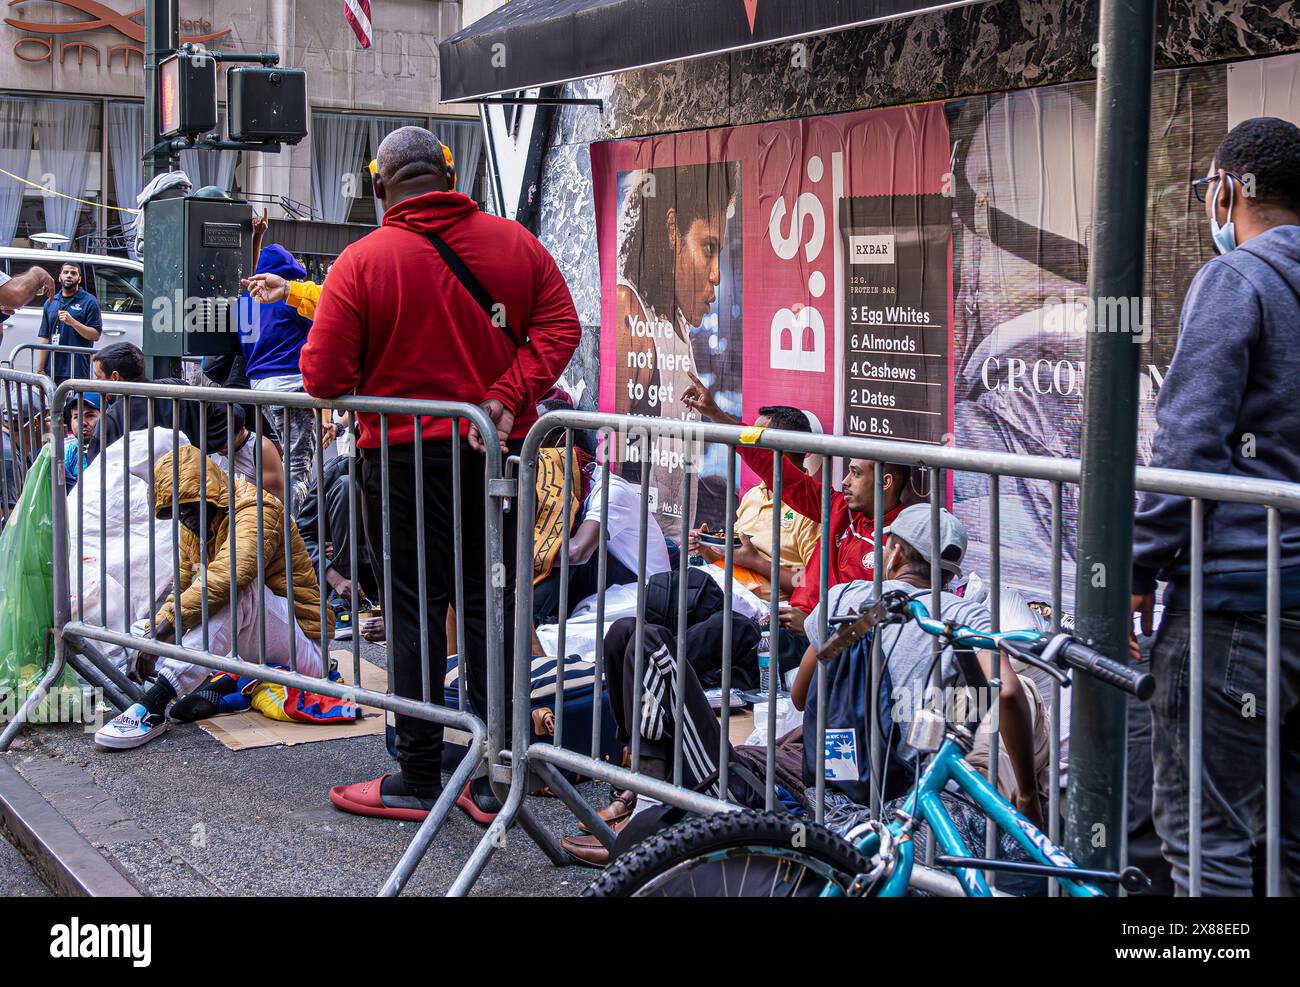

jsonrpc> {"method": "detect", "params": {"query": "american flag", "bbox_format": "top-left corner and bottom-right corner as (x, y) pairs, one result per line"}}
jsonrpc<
(344, 0), (372, 48)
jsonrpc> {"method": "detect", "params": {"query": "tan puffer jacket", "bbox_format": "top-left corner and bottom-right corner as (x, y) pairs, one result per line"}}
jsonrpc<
(151, 445), (334, 642)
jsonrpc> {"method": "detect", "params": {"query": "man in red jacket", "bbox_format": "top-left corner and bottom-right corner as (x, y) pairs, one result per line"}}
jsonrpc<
(301, 127), (581, 823)
(681, 378), (907, 658)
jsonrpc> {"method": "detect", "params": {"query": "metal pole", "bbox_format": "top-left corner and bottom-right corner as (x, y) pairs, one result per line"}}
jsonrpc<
(1064, 0), (1155, 874)
(144, 0), (180, 380)
(144, 0), (180, 181)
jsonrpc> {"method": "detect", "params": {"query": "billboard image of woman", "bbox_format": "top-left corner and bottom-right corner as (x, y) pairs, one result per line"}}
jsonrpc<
(612, 161), (741, 531)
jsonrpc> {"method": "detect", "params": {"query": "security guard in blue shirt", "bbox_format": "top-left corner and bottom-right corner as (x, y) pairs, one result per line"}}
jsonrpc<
(36, 262), (102, 384)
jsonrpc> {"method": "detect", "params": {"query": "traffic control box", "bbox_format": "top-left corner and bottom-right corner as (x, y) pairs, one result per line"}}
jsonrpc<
(143, 193), (252, 358)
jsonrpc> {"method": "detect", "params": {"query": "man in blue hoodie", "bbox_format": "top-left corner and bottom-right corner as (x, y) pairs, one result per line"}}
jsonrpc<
(1132, 116), (1300, 896)
(240, 242), (317, 512)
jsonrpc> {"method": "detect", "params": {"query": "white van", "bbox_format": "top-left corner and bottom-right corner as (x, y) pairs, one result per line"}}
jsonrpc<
(0, 248), (143, 371)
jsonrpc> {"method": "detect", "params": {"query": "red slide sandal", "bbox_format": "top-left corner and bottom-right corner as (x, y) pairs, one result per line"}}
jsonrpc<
(329, 774), (433, 822)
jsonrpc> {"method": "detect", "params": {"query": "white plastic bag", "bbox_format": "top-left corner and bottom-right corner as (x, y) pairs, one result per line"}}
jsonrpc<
(743, 696), (801, 747)
(67, 427), (187, 671)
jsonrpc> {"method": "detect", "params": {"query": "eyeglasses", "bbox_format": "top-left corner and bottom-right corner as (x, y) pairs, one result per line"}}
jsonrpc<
(1191, 172), (1242, 204)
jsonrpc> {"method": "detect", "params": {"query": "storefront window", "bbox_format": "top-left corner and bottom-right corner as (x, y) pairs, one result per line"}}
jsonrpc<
(429, 118), (486, 209)
(12, 98), (102, 250)
(105, 101), (145, 256)
(311, 112), (488, 226)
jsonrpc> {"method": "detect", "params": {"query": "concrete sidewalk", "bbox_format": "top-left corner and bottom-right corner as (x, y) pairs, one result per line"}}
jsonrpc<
(1, 652), (600, 897)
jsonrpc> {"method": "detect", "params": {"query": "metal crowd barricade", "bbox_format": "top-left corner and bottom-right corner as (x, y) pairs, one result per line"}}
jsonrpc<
(0, 378), (511, 897)
(0, 366), (54, 528)
(491, 410), (1300, 898)
(3, 343), (205, 377)
(2, 341), (100, 376)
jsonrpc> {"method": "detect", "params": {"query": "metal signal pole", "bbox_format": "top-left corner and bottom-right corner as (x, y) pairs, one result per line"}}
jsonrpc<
(1065, 0), (1156, 874)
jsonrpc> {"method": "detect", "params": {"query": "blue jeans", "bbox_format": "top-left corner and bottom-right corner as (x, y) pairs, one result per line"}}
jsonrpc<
(1150, 607), (1300, 895)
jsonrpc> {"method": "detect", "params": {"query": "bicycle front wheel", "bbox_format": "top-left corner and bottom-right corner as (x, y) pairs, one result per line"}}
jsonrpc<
(585, 809), (873, 898)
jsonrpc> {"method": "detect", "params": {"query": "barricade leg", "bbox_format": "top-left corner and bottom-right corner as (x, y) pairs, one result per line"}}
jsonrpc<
(449, 763), (532, 895)
(532, 759), (618, 849)
(0, 636), (68, 751)
(64, 652), (133, 715)
(380, 725), (489, 896)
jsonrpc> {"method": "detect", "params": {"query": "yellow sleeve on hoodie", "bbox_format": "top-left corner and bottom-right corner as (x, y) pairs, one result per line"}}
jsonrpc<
(285, 279), (322, 320)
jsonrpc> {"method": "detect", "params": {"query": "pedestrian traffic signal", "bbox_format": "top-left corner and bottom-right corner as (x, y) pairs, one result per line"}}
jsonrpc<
(227, 67), (308, 144)
(158, 52), (218, 139)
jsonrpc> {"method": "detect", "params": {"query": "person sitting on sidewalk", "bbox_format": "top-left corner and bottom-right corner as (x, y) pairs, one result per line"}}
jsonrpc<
(533, 405), (671, 626)
(682, 377), (907, 666)
(791, 505), (1049, 826)
(295, 426), (377, 637)
(210, 403), (286, 506)
(687, 402), (822, 676)
(61, 392), (100, 492)
(94, 445), (333, 749)
(688, 404), (822, 599)
(559, 611), (772, 866)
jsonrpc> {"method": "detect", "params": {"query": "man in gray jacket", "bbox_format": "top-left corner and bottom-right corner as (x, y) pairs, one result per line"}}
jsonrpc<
(1132, 116), (1300, 895)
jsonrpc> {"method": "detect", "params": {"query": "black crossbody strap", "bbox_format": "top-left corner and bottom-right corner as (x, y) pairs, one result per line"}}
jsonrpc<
(415, 228), (528, 347)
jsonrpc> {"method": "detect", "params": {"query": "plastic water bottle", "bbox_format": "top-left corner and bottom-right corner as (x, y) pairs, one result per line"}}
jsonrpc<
(757, 632), (771, 695)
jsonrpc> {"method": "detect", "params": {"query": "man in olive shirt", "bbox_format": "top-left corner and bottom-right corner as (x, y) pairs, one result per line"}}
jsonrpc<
(688, 404), (821, 600)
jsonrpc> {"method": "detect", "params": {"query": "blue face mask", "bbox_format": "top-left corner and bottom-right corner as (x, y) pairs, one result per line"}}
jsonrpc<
(1210, 174), (1237, 254)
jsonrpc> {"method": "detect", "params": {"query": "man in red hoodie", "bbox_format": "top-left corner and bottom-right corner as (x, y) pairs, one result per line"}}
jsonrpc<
(301, 127), (581, 823)
(681, 378), (907, 656)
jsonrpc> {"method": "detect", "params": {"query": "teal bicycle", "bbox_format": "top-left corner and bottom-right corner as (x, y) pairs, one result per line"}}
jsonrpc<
(588, 590), (1154, 897)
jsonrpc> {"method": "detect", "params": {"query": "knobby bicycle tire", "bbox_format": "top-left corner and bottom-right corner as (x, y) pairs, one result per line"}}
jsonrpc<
(585, 809), (873, 898)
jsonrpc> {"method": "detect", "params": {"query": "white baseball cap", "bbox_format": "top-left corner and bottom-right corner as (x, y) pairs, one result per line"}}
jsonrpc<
(883, 504), (968, 576)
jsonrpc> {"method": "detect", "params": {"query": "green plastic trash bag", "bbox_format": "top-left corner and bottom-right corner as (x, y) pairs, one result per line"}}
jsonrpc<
(0, 445), (77, 697)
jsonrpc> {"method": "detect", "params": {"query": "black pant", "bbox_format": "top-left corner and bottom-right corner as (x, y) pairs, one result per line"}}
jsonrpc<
(604, 617), (765, 808)
(299, 456), (376, 596)
(362, 439), (518, 791)
(532, 551), (638, 627)
(776, 628), (810, 676)
(1151, 606), (1300, 895)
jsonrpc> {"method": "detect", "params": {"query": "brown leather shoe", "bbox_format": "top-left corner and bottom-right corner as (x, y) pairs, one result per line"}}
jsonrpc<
(578, 789), (636, 833)
(561, 832), (612, 867)
(531, 707), (556, 737)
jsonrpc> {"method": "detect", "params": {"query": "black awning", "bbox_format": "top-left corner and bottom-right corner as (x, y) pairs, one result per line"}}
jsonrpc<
(439, 0), (982, 102)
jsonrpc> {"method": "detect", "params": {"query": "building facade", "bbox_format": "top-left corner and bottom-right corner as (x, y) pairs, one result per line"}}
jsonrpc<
(0, 0), (478, 254)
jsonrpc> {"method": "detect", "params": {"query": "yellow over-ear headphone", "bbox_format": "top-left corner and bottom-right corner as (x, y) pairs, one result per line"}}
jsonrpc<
(368, 141), (457, 192)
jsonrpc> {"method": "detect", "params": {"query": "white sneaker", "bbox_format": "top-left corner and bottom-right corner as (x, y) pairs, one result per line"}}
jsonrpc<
(94, 703), (168, 751)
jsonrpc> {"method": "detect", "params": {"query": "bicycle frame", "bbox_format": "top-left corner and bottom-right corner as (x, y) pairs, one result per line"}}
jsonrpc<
(808, 593), (1128, 897)
(825, 736), (1103, 897)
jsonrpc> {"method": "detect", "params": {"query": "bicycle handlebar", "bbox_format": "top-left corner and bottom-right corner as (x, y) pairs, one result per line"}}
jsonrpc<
(823, 591), (1154, 700)
(1058, 638), (1155, 701)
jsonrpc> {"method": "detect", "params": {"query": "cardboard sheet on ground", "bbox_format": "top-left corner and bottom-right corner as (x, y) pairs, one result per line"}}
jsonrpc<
(726, 708), (754, 748)
(199, 651), (388, 751)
